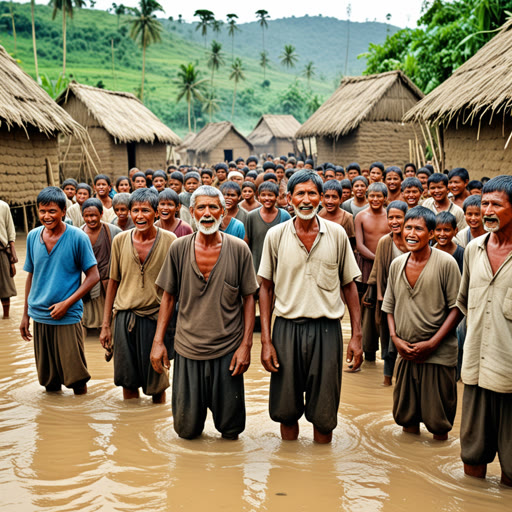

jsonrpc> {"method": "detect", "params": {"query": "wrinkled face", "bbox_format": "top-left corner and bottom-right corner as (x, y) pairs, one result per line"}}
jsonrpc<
(223, 189), (241, 210)
(94, 179), (111, 198)
(76, 189), (91, 206)
(38, 202), (65, 230)
(242, 187), (255, 201)
(481, 190), (512, 233)
(434, 223), (457, 247)
(322, 189), (341, 213)
(402, 186), (422, 208)
(201, 174), (213, 186)
(403, 218), (433, 252)
(353, 181), (367, 199)
(116, 179), (131, 193)
(133, 176), (147, 190)
(369, 168), (383, 183)
(216, 169), (227, 182)
(83, 206), (102, 230)
(428, 181), (448, 203)
(464, 205), (483, 230)
(191, 195), (224, 235)
(368, 191), (386, 210)
(152, 177), (167, 192)
(288, 180), (322, 220)
(385, 172), (402, 192)
(63, 185), (76, 199)
(448, 176), (468, 197)
(259, 190), (277, 209)
(158, 199), (178, 221)
(404, 166), (416, 178)
(387, 208), (405, 235)
(185, 178), (200, 193)
(130, 201), (156, 232)
(114, 204), (129, 221)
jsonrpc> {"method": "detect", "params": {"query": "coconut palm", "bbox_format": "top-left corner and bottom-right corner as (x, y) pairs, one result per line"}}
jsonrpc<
(49, 0), (86, 75)
(303, 61), (315, 88)
(226, 13), (239, 61)
(202, 91), (221, 122)
(212, 18), (223, 36)
(255, 9), (270, 52)
(229, 57), (245, 120)
(128, 0), (164, 102)
(260, 50), (269, 80)
(207, 40), (225, 90)
(111, 2), (126, 28)
(175, 63), (207, 132)
(280, 44), (298, 69)
(194, 9), (214, 47)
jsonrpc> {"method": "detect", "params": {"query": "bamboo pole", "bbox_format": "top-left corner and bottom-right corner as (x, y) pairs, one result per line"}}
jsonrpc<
(46, 157), (56, 187)
(424, 124), (440, 173)
(408, 139), (413, 164)
(436, 125), (445, 171)
(22, 206), (28, 234)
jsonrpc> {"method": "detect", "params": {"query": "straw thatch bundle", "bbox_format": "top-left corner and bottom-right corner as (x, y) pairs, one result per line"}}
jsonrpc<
(296, 70), (423, 139)
(57, 82), (181, 145)
(176, 132), (197, 153)
(0, 46), (84, 138)
(248, 115), (302, 146)
(187, 122), (253, 153)
(404, 19), (512, 126)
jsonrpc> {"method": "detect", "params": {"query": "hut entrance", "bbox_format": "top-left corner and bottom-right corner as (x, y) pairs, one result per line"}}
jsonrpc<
(127, 142), (136, 169)
(224, 149), (233, 162)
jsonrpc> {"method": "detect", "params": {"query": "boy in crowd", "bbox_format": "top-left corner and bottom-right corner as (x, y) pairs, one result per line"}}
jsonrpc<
(382, 207), (461, 440)
(214, 163), (229, 188)
(434, 212), (464, 273)
(384, 167), (404, 202)
(100, 189), (176, 403)
(342, 176), (369, 218)
(20, 187), (99, 394)
(346, 162), (361, 181)
(169, 171), (184, 194)
(155, 189), (193, 238)
(151, 170), (167, 192)
(416, 168), (432, 199)
(66, 183), (92, 227)
(448, 167), (470, 208)
(239, 182), (261, 212)
(132, 172), (148, 190)
(111, 193), (134, 231)
(62, 178), (78, 209)
(422, 173), (467, 231)
(180, 172), (201, 209)
(401, 177), (423, 209)
(340, 179), (353, 204)
(369, 162), (385, 183)
(200, 168), (213, 186)
(467, 180), (483, 195)
(0, 199), (17, 318)
(219, 182), (246, 238)
(318, 180), (355, 249)
(404, 163), (417, 178)
(94, 175), (116, 222)
(455, 195), (485, 248)
(335, 166), (345, 181)
(228, 170), (245, 187)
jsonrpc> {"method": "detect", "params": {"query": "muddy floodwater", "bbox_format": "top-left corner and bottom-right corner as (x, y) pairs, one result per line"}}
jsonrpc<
(1, 236), (510, 511)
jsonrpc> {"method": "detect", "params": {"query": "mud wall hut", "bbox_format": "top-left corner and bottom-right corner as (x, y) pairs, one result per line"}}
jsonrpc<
(185, 122), (253, 166)
(296, 71), (424, 168)
(248, 115), (301, 158)
(404, 19), (512, 179)
(57, 82), (181, 180)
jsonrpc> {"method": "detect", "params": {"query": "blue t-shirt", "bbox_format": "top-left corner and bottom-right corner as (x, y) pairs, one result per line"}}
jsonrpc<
(24, 225), (97, 325)
(222, 217), (245, 240)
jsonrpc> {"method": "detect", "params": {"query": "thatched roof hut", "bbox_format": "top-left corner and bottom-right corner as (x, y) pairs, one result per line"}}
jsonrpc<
(248, 115), (301, 158)
(0, 45), (85, 208)
(185, 121), (253, 166)
(57, 82), (181, 180)
(404, 19), (512, 178)
(296, 70), (424, 168)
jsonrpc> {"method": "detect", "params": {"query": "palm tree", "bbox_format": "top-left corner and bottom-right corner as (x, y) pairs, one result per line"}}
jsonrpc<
(202, 91), (221, 122)
(260, 50), (269, 80)
(5, 1), (17, 58)
(30, 0), (39, 78)
(280, 44), (298, 69)
(229, 57), (245, 120)
(49, 0), (86, 75)
(207, 40), (225, 90)
(128, 0), (164, 102)
(255, 9), (270, 52)
(226, 13), (239, 62)
(303, 61), (315, 88)
(212, 18), (223, 36)
(175, 63), (207, 132)
(194, 9), (214, 47)
(111, 2), (126, 28)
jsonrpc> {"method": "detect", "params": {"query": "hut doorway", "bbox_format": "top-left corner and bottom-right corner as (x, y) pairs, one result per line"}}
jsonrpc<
(127, 142), (136, 169)
(224, 149), (233, 162)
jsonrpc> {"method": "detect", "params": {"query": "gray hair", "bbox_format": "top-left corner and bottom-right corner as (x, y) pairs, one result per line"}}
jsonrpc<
(112, 192), (131, 207)
(368, 182), (388, 198)
(190, 185), (226, 209)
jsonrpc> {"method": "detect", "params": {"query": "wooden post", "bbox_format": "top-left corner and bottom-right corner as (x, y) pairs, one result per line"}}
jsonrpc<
(46, 157), (56, 186)
(22, 205), (28, 234)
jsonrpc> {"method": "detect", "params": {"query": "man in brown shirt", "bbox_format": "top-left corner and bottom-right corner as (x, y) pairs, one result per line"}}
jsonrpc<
(151, 186), (258, 440)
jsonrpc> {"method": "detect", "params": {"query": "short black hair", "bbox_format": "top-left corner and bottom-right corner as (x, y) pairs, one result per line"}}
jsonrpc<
(305, 159), (314, 166)
(158, 188), (180, 206)
(323, 179), (343, 198)
(384, 166), (403, 180)
(246, 171), (258, 179)
(352, 176), (368, 187)
(220, 181), (241, 196)
(129, 188), (159, 211)
(287, 169), (323, 195)
(467, 180), (483, 191)
(401, 177), (423, 192)
(169, 171), (184, 183)
(387, 200), (408, 215)
(132, 171), (146, 181)
(482, 175), (512, 206)
(258, 181), (279, 196)
(404, 163), (417, 173)
(346, 162), (361, 173)
(335, 166), (345, 175)
(463, 195), (481, 212)
(152, 170), (167, 180)
(340, 179), (352, 190)
(145, 168), (154, 176)
(436, 211), (457, 229)
(263, 172), (278, 182)
(416, 167), (432, 178)
(370, 161), (385, 172)
(424, 164), (435, 173)
(200, 168), (213, 178)
(427, 173), (448, 187)
(247, 155), (258, 164)
(215, 163), (229, 172)
(263, 161), (276, 171)
(242, 181), (256, 192)
(76, 183), (93, 196)
(115, 176), (132, 191)
(368, 182), (388, 198)
(184, 171), (201, 183)
(81, 197), (103, 214)
(37, 186), (67, 210)
(94, 174), (111, 186)
(62, 178), (78, 190)
(448, 167), (470, 182)
(404, 206), (436, 231)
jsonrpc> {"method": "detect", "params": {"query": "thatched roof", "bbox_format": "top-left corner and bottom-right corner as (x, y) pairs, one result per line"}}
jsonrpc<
(296, 70), (423, 139)
(404, 19), (512, 126)
(186, 121), (253, 153)
(176, 131), (196, 153)
(0, 45), (84, 138)
(248, 115), (302, 146)
(57, 82), (181, 145)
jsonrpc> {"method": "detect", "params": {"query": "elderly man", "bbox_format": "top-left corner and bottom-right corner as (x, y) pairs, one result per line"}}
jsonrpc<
(258, 169), (363, 444)
(457, 175), (512, 487)
(150, 185), (258, 440)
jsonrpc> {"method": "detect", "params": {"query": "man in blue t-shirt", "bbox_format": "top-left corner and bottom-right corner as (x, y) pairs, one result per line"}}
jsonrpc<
(20, 187), (99, 395)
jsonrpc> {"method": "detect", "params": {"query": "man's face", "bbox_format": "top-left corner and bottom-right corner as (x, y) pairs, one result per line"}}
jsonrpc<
(353, 181), (367, 199)
(341, 188), (352, 203)
(403, 187), (422, 209)
(242, 187), (255, 201)
(387, 208), (405, 235)
(83, 206), (102, 230)
(481, 191), (512, 233)
(130, 201), (156, 232)
(417, 173), (429, 189)
(169, 179), (183, 193)
(185, 178), (200, 193)
(216, 169), (227, 182)
(434, 223), (457, 248)
(191, 195), (224, 235)
(403, 218), (433, 252)
(335, 171), (345, 181)
(76, 189), (90, 206)
(38, 201), (65, 230)
(248, 161), (257, 171)
(114, 204), (129, 222)
(259, 190), (277, 209)
(223, 189), (241, 211)
(63, 185), (76, 200)
(404, 166), (416, 178)
(304, 163), (313, 170)
(368, 191), (385, 210)
(448, 176), (468, 198)
(322, 190), (341, 213)
(324, 170), (336, 181)
(236, 161), (244, 169)
(347, 170), (359, 181)
(152, 177), (167, 192)
(428, 181), (448, 203)
(369, 167), (383, 183)
(385, 172), (401, 192)
(158, 199), (178, 222)
(133, 177), (147, 190)
(94, 179), (111, 198)
(287, 180), (322, 220)
(201, 174), (213, 186)
(465, 205), (483, 230)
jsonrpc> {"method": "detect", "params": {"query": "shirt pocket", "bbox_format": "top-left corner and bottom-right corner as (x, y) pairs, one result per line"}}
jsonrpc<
(503, 288), (512, 321)
(221, 281), (240, 312)
(468, 285), (487, 310)
(315, 262), (339, 291)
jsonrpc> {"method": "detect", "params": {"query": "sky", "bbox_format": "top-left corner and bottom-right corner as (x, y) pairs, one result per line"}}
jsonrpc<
(33, 0), (427, 28)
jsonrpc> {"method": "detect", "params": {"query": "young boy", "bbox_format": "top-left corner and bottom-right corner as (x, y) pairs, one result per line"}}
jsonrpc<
(384, 166), (403, 202)
(382, 206), (461, 440)
(100, 189), (176, 403)
(404, 163), (417, 178)
(62, 178), (78, 209)
(448, 167), (470, 208)
(94, 175), (116, 222)
(111, 193), (135, 231)
(416, 168), (432, 199)
(152, 170), (167, 192)
(342, 176), (369, 218)
(335, 166), (345, 181)
(346, 162), (361, 182)
(369, 162), (385, 183)
(168, 171), (184, 194)
(214, 163), (228, 188)
(220, 182), (247, 229)
(319, 179), (355, 249)
(467, 180), (483, 195)
(180, 171), (201, 209)
(422, 173), (467, 231)
(340, 179), (353, 204)
(455, 195), (485, 248)
(155, 189), (193, 238)
(240, 181), (261, 212)
(200, 168), (213, 186)
(66, 183), (92, 227)
(0, 199), (17, 318)
(434, 212), (464, 273)
(132, 172), (148, 190)
(401, 177), (423, 209)
(20, 187), (99, 394)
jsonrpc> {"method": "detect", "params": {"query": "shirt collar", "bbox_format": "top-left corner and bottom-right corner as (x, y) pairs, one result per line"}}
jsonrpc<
(290, 215), (326, 234)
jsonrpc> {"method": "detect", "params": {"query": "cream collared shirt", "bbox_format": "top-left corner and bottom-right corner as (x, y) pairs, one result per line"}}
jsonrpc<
(0, 200), (15, 247)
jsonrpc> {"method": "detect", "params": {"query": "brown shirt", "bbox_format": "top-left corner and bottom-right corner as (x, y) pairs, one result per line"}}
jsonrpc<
(156, 233), (258, 360)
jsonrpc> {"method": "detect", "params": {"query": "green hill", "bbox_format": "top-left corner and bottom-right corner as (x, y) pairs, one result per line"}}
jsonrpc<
(0, 3), (400, 136)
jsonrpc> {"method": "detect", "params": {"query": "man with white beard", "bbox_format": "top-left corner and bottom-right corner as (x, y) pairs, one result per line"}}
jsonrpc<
(150, 186), (258, 440)
(258, 170), (363, 443)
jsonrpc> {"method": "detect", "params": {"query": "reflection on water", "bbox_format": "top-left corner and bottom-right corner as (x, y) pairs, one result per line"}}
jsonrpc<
(0, 237), (509, 511)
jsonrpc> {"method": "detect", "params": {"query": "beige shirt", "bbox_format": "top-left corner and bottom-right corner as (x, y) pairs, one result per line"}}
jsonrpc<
(258, 217), (361, 319)
(421, 197), (467, 231)
(109, 228), (176, 315)
(102, 206), (117, 224)
(0, 200), (15, 247)
(66, 203), (85, 228)
(382, 248), (461, 367)
(456, 234), (512, 393)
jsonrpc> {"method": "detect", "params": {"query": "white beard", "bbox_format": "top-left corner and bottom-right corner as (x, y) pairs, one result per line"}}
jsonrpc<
(196, 215), (223, 235)
(293, 204), (319, 220)
(483, 217), (500, 233)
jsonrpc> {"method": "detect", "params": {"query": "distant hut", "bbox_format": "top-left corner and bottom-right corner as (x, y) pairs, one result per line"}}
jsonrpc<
(404, 20), (512, 179)
(57, 82), (181, 180)
(296, 70), (424, 168)
(248, 115), (301, 158)
(0, 46), (84, 221)
(185, 122), (253, 166)
(175, 132), (196, 165)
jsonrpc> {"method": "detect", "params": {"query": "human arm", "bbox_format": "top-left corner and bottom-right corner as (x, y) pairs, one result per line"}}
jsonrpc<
(49, 265), (100, 320)
(259, 277), (279, 372)
(19, 273), (33, 341)
(387, 313), (419, 360)
(342, 280), (363, 371)
(229, 294), (255, 376)
(99, 278), (119, 349)
(8, 241), (17, 264)
(150, 291), (176, 374)
(355, 214), (375, 261)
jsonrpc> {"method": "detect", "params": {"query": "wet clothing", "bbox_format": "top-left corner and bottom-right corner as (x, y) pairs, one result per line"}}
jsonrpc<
(269, 317), (343, 434)
(172, 350), (245, 439)
(33, 321), (90, 388)
(393, 359), (457, 435)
